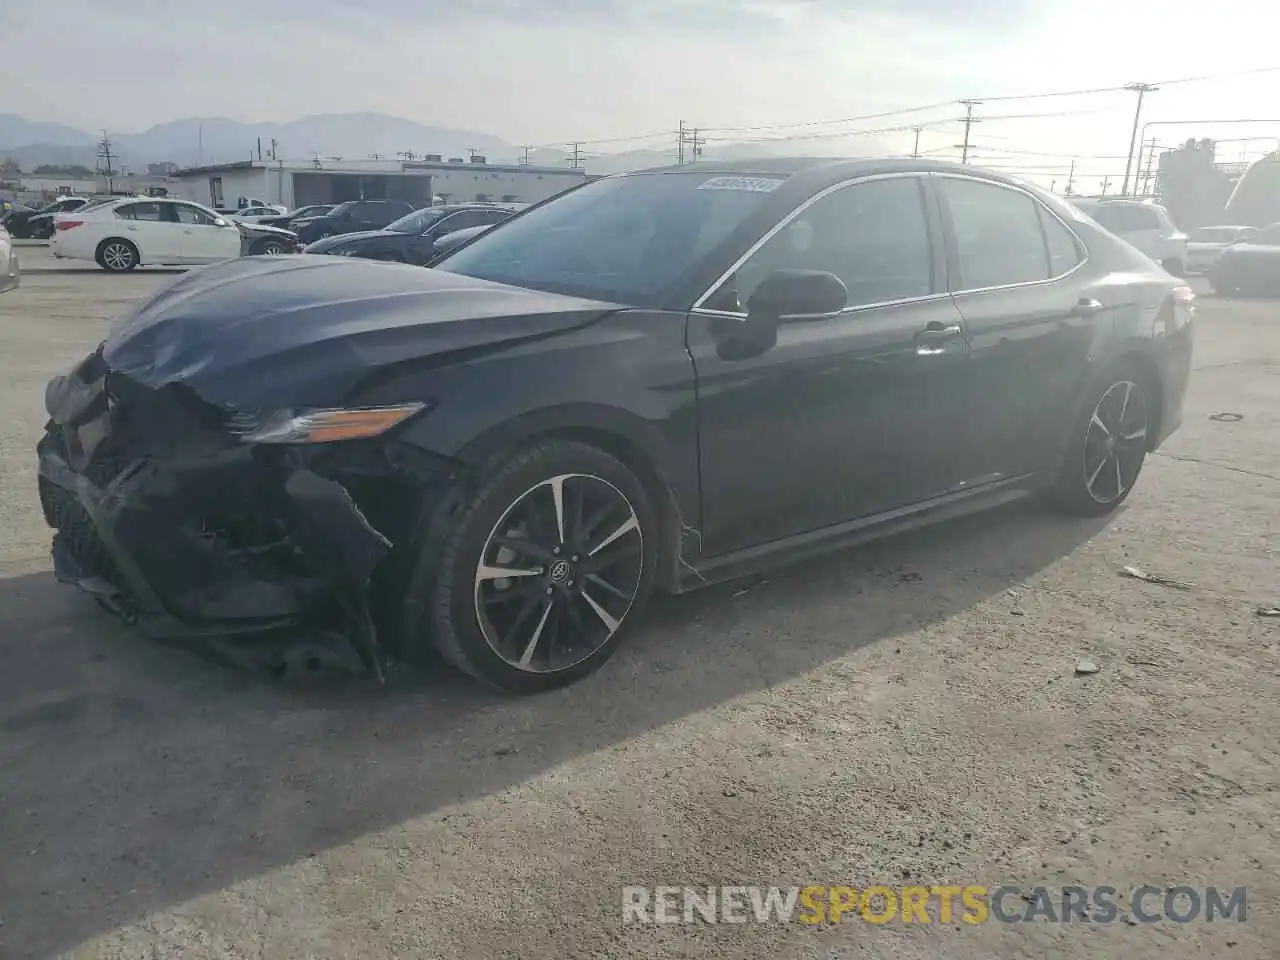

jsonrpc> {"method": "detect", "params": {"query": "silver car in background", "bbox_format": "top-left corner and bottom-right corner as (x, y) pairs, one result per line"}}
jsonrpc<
(0, 222), (19, 294)
(1186, 225), (1258, 274)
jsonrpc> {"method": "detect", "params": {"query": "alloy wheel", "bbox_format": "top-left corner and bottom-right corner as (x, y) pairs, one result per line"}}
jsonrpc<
(102, 242), (134, 271)
(473, 473), (644, 674)
(1082, 380), (1148, 504)
(260, 241), (287, 255)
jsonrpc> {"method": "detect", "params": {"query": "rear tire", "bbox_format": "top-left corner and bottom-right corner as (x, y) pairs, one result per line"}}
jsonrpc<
(95, 239), (139, 272)
(408, 439), (658, 693)
(1050, 361), (1153, 517)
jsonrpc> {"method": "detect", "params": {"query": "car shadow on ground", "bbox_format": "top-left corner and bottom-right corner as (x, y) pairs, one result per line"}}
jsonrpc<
(0, 500), (1109, 957)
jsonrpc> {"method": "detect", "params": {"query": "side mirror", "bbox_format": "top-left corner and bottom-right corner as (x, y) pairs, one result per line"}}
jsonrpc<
(213, 217), (229, 227)
(746, 269), (848, 320)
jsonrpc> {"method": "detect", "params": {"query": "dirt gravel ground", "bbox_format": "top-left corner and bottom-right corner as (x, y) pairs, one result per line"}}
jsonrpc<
(1, 248), (1277, 959)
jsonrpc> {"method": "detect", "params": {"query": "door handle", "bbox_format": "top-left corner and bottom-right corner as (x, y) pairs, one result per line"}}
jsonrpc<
(1072, 297), (1104, 316)
(915, 322), (963, 357)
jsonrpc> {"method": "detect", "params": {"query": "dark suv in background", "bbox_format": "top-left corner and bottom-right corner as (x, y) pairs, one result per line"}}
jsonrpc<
(303, 203), (520, 264)
(290, 199), (418, 244)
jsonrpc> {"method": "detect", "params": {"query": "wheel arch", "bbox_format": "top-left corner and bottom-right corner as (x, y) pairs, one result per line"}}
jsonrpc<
(452, 406), (690, 593)
(95, 235), (141, 268)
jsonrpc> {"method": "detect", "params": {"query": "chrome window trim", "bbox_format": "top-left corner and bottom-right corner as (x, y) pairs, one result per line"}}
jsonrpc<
(930, 172), (1089, 295)
(689, 171), (938, 319)
(689, 169), (1093, 319)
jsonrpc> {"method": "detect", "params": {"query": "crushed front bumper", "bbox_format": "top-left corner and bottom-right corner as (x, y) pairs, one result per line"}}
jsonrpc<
(37, 348), (427, 679)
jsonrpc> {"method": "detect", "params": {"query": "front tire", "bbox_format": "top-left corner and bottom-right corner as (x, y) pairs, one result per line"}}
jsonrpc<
(96, 239), (139, 272)
(254, 238), (289, 256)
(414, 440), (658, 693)
(1050, 363), (1153, 516)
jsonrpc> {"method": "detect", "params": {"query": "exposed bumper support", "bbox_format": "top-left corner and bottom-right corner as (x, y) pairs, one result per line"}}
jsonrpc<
(39, 422), (394, 681)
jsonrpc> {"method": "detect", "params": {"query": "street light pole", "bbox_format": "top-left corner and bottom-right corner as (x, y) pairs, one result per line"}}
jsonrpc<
(1121, 82), (1158, 196)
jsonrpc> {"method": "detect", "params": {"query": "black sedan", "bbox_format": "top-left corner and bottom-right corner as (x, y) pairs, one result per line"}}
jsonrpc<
(304, 204), (518, 264)
(37, 159), (1193, 692)
(290, 199), (417, 245)
(1209, 222), (1280, 296)
(5, 196), (91, 239)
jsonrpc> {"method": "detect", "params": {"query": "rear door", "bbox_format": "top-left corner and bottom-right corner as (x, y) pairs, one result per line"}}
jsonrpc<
(172, 202), (242, 262)
(933, 174), (1098, 484)
(114, 201), (183, 262)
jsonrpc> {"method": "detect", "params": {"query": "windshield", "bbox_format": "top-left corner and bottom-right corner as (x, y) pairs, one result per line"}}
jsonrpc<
(386, 207), (452, 234)
(436, 172), (787, 304)
(1190, 227), (1245, 242)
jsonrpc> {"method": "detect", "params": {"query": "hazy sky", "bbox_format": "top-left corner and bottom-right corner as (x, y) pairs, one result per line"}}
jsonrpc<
(5, 0), (1279, 190)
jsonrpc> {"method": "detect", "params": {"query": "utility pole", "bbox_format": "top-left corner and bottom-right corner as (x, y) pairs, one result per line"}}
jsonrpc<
(96, 131), (115, 193)
(269, 138), (279, 161)
(568, 143), (585, 169)
(687, 127), (705, 162)
(1138, 137), (1158, 196)
(1120, 82), (1158, 196)
(519, 145), (531, 166)
(1065, 159), (1076, 196)
(911, 126), (922, 158)
(198, 122), (204, 166)
(1100, 176), (1112, 196)
(256, 137), (263, 161)
(677, 120), (686, 165)
(956, 100), (981, 164)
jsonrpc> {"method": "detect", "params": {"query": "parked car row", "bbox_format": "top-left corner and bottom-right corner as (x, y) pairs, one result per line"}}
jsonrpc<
(303, 202), (519, 263)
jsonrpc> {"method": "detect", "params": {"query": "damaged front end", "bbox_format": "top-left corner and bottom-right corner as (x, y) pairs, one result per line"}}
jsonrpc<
(38, 345), (442, 681)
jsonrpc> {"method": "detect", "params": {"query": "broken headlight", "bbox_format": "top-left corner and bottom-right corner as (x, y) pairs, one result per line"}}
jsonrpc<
(231, 403), (428, 444)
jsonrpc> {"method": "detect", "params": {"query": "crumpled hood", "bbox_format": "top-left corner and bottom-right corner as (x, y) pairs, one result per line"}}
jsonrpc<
(237, 221), (297, 241)
(102, 255), (620, 412)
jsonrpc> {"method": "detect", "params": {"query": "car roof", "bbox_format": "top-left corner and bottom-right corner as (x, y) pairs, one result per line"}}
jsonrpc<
(614, 156), (1052, 194)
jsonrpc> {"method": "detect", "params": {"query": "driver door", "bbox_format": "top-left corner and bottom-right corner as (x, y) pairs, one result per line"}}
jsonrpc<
(687, 175), (973, 556)
(172, 203), (241, 262)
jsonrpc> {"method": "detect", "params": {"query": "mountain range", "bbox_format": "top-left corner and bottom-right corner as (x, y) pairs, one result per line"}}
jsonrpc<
(0, 112), (887, 176)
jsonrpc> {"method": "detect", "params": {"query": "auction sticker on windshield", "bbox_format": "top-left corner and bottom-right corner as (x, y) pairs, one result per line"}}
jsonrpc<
(697, 176), (786, 193)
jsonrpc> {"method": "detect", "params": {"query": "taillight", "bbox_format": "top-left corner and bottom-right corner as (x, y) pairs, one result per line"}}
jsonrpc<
(55, 220), (83, 231)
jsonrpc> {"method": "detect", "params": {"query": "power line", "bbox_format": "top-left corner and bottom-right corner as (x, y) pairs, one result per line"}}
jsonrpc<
(524, 64), (1280, 165)
(697, 100), (957, 135)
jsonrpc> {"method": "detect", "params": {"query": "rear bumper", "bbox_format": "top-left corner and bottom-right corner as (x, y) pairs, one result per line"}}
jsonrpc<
(38, 354), (403, 677)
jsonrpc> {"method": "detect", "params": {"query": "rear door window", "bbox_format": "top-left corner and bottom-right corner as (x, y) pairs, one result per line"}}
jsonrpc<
(1038, 206), (1084, 277)
(115, 202), (165, 222)
(939, 178), (1050, 289)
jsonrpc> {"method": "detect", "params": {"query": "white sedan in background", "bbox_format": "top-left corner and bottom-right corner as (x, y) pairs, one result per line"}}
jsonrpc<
(50, 198), (279, 272)
(0, 222), (18, 294)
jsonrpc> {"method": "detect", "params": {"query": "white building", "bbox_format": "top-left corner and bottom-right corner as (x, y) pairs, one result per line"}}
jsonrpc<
(169, 156), (588, 210)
